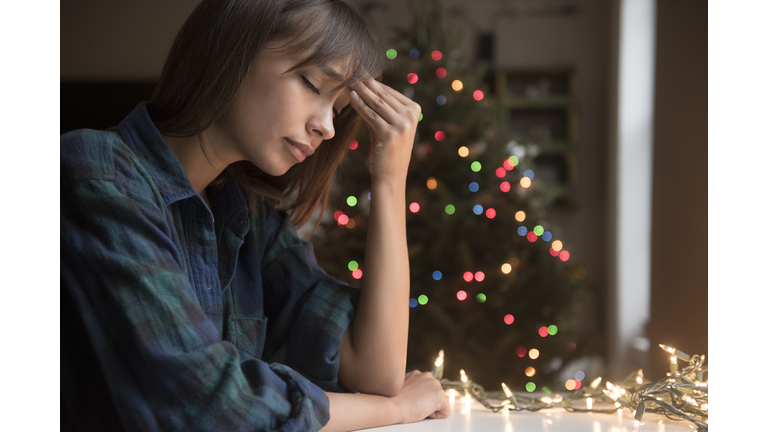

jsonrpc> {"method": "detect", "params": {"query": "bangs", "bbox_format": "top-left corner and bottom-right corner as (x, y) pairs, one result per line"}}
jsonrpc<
(269, 0), (385, 88)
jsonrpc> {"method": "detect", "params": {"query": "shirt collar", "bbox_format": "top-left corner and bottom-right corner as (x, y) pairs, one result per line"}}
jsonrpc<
(117, 102), (198, 205)
(117, 102), (250, 237)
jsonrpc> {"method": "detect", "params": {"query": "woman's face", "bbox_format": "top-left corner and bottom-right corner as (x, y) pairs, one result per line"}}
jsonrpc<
(213, 45), (352, 176)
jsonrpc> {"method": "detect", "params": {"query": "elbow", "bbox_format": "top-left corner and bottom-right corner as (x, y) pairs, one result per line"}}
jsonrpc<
(367, 373), (404, 397)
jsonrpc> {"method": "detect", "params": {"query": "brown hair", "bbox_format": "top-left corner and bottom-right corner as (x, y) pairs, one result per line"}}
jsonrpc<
(149, 0), (384, 231)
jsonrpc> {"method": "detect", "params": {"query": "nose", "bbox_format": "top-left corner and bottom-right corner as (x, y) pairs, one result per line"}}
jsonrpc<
(307, 106), (335, 142)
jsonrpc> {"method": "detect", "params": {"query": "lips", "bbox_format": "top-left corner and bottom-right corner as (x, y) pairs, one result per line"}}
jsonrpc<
(285, 138), (314, 162)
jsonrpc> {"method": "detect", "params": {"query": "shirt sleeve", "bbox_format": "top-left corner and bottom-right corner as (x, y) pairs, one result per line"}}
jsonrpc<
(259, 203), (361, 394)
(61, 178), (331, 432)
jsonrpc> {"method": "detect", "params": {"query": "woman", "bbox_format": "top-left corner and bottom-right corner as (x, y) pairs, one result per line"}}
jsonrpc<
(60, 0), (450, 430)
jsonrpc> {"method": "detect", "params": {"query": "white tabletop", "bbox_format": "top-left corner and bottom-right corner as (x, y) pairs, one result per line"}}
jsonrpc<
(363, 398), (698, 432)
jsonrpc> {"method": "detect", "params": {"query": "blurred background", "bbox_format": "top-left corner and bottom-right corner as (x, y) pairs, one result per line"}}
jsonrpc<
(61, 0), (706, 392)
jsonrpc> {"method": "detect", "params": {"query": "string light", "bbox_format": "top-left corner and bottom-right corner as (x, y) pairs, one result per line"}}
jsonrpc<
(338, 214), (349, 225)
(351, 268), (362, 279)
(445, 204), (456, 214)
(456, 290), (468, 301)
(431, 349), (444, 379)
(533, 225), (544, 236)
(548, 325), (558, 335)
(517, 226), (527, 236)
(473, 90), (484, 101)
(529, 349), (540, 359)
(515, 211), (526, 222)
(471, 161), (482, 172)
(436, 95), (447, 105)
(501, 263), (512, 274)
(409, 202), (420, 213)
(503, 314), (514, 325)
(523, 169), (535, 179)
(486, 208), (496, 218)
(542, 231), (552, 241)
(527, 231), (538, 242)
(559, 251), (570, 261)
(436, 67), (447, 78)
(417, 294), (428, 305)
(520, 177), (532, 188)
(500, 181), (511, 192)
(386, 49), (397, 59)
(431, 50), (442, 61)
(476, 293), (487, 303)
(552, 240), (563, 251)
(469, 182), (479, 192)
(473, 205), (483, 215)
(474, 271), (485, 282)
(452, 80), (463, 91)
(503, 159), (514, 170)
(409, 48), (419, 58)
(496, 167), (506, 178)
(463, 272), (473, 282)
(407, 73), (418, 84)
(346, 196), (357, 206)
(427, 177), (437, 189)
(432, 270), (442, 280)
(538, 327), (549, 337)
(435, 131), (445, 141)
(525, 367), (536, 377)
(458, 146), (469, 157)
(659, 344), (692, 362)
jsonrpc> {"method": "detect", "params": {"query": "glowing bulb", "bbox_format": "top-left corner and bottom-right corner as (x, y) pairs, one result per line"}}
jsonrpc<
(501, 383), (513, 398)
(460, 369), (468, 383)
(590, 377), (602, 389)
(452, 80), (463, 91)
(520, 177), (532, 188)
(565, 380), (576, 391)
(515, 211), (526, 222)
(529, 349), (540, 359)
(541, 397), (553, 404)
(586, 397), (593, 410)
(434, 349), (444, 367)
(525, 367), (536, 377)
(552, 240), (563, 251)
(501, 263), (512, 274)
(458, 146), (469, 157)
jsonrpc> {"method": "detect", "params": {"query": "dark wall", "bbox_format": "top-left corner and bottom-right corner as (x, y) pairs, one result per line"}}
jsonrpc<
(647, 0), (708, 377)
(60, 82), (156, 134)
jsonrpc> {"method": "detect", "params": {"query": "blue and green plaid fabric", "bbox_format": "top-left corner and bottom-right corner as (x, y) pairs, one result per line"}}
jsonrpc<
(61, 102), (360, 431)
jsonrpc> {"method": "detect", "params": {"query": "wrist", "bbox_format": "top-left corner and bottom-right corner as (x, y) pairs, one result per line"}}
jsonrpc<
(387, 394), (404, 425)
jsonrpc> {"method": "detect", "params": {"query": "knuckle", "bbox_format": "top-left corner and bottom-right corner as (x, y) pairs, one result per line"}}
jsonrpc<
(375, 97), (385, 106)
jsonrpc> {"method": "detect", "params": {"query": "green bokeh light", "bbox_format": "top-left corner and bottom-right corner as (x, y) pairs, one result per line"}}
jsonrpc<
(534, 225), (544, 236)
(348, 260), (358, 271)
(386, 49), (397, 59)
(418, 295), (428, 305)
(526, 382), (536, 392)
(542, 386), (552, 394)
(471, 161), (482, 172)
(445, 204), (455, 215)
(347, 196), (358, 207)
(548, 325), (558, 335)
(418, 113), (423, 122)
(476, 293), (486, 303)
(510, 156), (519, 165)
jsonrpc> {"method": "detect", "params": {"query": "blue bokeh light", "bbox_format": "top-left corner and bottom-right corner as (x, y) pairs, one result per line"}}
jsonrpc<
(542, 231), (552, 242)
(432, 271), (443, 281)
(409, 48), (420, 58)
(517, 226), (528, 236)
(409, 298), (418, 308)
(575, 371), (586, 381)
(469, 182), (479, 192)
(436, 95), (447, 105)
(524, 169), (535, 179)
(473, 205), (483, 215)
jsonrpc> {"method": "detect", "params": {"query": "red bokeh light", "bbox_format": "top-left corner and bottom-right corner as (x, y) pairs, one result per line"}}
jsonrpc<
(349, 140), (358, 150)
(431, 50), (443, 61)
(409, 202), (420, 213)
(527, 231), (538, 242)
(463, 272), (474, 282)
(567, 343), (577, 352)
(500, 182), (511, 193)
(559, 251), (570, 261)
(539, 326), (549, 337)
(504, 314), (514, 325)
(334, 211), (343, 220)
(485, 208), (496, 219)
(456, 290), (468, 301)
(516, 347), (527, 358)
(474, 271), (485, 282)
(503, 159), (514, 170)
(338, 214), (349, 225)
(435, 131), (446, 141)
(351, 269), (363, 279)
(574, 380), (582, 390)
(496, 167), (506, 178)
(407, 73), (419, 84)
(473, 90), (484, 101)
(436, 67), (447, 78)
(550, 248), (560, 257)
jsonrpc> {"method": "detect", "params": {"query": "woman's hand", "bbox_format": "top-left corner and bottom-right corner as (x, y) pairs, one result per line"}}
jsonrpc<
(391, 370), (451, 424)
(349, 79), (421, 186)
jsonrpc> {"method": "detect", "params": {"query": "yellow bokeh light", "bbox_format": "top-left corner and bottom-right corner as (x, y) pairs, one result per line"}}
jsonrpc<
(514, 211), (526, 222)
(565, 379), (576, 391)
(346, 218), (356, 229)
(520, 177), (532, 188)
(452, 80), (464, 91)
(529, 349), (540, 359)
(458, 146), (469, 157)
(501, 263), (512, 274)
(427, 177), (437, 190)
(552, 240), (563, 251)
(525, 367), (536, 377)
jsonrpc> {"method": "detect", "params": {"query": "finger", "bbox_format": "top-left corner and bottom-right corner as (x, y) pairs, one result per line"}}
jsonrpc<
(351, 80), (401, 124)
(349, 89), (389, 131)
(376, 81), (422, 121)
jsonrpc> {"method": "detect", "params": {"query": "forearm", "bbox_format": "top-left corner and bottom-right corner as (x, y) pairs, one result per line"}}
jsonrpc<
(323, 391), (400, 432)
(345, 179), (410, 394)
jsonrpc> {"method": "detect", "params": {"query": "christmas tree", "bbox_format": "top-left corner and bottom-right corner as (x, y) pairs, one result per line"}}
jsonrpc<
(311, 0), (594, 393)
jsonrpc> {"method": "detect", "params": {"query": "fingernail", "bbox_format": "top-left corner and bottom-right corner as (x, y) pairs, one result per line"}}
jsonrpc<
(350, 90), (359, 102)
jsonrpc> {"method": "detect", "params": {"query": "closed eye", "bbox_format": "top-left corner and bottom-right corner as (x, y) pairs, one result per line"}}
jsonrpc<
(302, 76), (339, 118)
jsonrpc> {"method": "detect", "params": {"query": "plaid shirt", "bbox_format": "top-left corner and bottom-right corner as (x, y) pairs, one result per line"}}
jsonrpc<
(61, 102), (360, 431)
